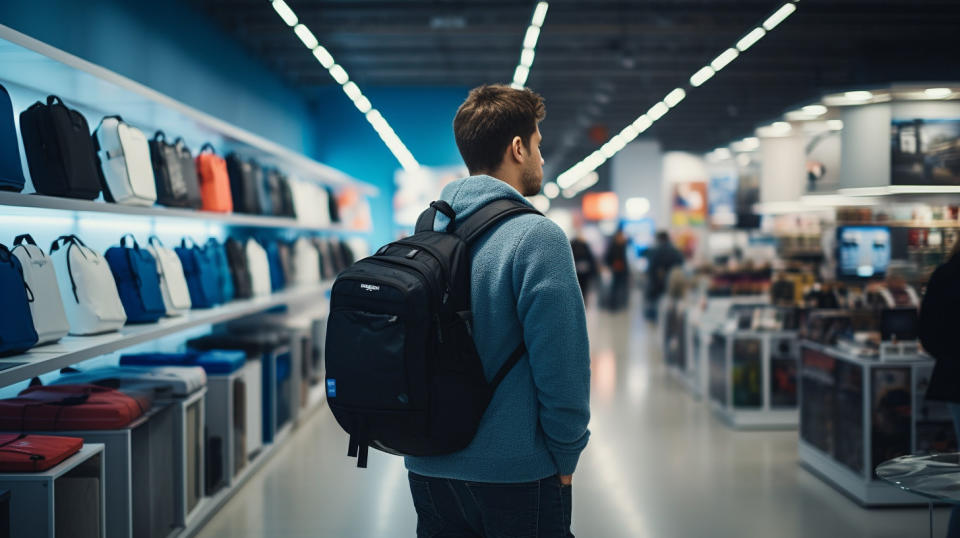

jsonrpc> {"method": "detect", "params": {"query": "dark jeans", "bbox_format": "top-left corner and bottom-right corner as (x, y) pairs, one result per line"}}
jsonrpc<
(408, 472), (574, 537)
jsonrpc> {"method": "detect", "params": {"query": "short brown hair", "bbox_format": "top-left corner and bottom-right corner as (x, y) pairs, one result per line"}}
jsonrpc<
(453, 85), (546, 174)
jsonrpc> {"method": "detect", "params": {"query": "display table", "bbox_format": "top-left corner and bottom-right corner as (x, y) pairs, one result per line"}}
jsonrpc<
(877, 453), (960, 537)
(798, 342), (955, 506)
(708, 328), (799, 428)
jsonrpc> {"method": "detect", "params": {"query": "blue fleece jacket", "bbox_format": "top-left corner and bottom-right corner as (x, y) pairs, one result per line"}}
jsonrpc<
(404, 175), (591, 483)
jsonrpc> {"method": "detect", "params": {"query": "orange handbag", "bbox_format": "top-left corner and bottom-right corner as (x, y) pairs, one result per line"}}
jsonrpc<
(195, 143), (234, 213)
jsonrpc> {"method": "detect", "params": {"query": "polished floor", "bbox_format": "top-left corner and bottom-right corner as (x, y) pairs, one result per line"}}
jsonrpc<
(198, 296), (943, 537)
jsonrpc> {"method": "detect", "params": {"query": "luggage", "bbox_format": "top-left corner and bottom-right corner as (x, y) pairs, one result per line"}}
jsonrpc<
(11, 234), (69, 345)
(0, 434), (83, 472)
(150, 131), (193, 208)
(54, 365), (206, 399)
(175, 238), (220, 309)
(245, 239), (272, 297)
(195, 143), (233, 213)
(292, 237), (320, 286)
(325, 199), (538, 467)
(104, 234), (166, 324)
(225, 238), (253, 299)
(145, 236), (192, 316)
(0, 244), (38, 356)
(92, 116), (158, 206)
(0, 84), (24, 192)
(120, 350), (246, 375)
(172, 138), (203, 209)
(266, 240), (286, 292)
(18, 95), (101, 199)
(49, 235), (127, 335)
(206, 238), (235, 304)
(0, 384), (150, 431)
(226, 154), (261, 214)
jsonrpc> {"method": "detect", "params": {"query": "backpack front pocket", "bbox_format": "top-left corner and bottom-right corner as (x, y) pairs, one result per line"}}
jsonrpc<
(327, 309), (409, 410)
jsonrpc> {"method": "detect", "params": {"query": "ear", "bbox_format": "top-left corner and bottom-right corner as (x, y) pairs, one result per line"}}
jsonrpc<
(509, 135), (525, 164)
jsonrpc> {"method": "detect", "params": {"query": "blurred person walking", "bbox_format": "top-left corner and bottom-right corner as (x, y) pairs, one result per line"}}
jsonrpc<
(643, 231), (684, 321)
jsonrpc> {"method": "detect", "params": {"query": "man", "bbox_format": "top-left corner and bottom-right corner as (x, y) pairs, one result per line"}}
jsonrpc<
(405, 84), (590, 537)
(603, 228), (629, 311)
(643, 231), (684, 320)
(570, 221), (597, 303)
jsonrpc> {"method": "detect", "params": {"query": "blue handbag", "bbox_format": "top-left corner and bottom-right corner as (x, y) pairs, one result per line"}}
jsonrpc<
(0, 84), (25, 192)
(265, 240), (286, 292)
(206, 238), (235, 303)
(104, 234), (166, 323)
(0, 243), (39, 355)
(119, 350), (246, 375)
(175, 238), (219, 309)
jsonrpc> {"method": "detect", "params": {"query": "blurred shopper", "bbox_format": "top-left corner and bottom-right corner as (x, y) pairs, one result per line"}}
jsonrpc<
(405, 85), (590, 538)
(919, 246), (960, 538)
(643, 231), (684, 320)
(570, 226), (597, 303)
(604, 228), (630, 311)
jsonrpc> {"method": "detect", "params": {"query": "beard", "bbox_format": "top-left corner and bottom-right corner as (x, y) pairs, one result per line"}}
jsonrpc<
(519, 164), (543, 197)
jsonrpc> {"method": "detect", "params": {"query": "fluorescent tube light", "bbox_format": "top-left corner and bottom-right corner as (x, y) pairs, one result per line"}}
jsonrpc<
(633, 115), (652, 133)
(532, 2), (550, 27)
(710, 48), (739, 72)
(664, 88), (686, 108)
(521, 48), (536, 67)
(312, 46), (335, 68)
(690, 66), (715, 87)
(293, 24), (319, 49)
(329, 64), (349, 84)
(513, 65), (530, 86)
(647, 102), (669, 121)
(272, 0), (298, 27)
(619, 124), (640, 143)
(342, 82), (362, 101)
(353, 95), (372, 113)
(736, 27), (766, 52)
(762, 3), (797, 31)
(523, 26), (541, 49)
(925, 87), (953, 99)
(543, 182), (560, 199)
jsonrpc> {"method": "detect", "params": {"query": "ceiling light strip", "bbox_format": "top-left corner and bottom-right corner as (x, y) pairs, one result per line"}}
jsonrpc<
(270, 0), (420, 171)
(511, 2), (549, 89)
(555, 1), (800, 189)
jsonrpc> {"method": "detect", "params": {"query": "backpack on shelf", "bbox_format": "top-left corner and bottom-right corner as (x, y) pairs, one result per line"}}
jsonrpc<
(172, 137), (203, 209)
(260, 168), (283, 217)
(195, 143), (233, 213)
(92, 116), (158, 206)
(265, 240), (286, 292)
(226, 153), (261, 214)
(0, 243), (39, 356)
(19, 95), (101, 199)
(0, 83), (25, 192)
(245, 239), (272, 297)
(292, 237), (321, 286)
(104, 234), (166, 324)
(150, 131), (193, 208)
(49, 235), (127, 335)
(11, 234), (69, 345)
(0, 384), (151, 431)
(274, 171), (297, 218)
(326, 186), (340, 222)
(0, 434), (83, 472)
(206, 238), (235, 304)
(325, 199), (539, 467)
(145, 236), (192, 316)
(175, 238), (220, 309)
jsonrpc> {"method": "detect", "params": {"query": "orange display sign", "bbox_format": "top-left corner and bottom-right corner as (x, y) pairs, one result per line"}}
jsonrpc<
(582, 192), (619, 221)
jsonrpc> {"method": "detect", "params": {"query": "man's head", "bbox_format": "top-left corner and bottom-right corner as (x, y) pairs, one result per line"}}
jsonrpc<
(454, 85), (546, 196)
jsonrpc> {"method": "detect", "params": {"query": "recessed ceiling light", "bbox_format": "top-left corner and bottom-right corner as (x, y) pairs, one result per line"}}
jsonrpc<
(844, 91), (873, 102)
(802, 104), (828, 116)
(925, 87), (953, 99)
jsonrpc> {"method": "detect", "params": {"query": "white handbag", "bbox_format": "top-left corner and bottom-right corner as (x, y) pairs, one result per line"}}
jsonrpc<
(146, 236), (192, 316)
(245, 239), (272, 297)
(291, 179), (331, 228)
(49, 235), (127, 335)
(93, 116), (158, 206)
(11, 234), (69, 345)
(292, 237), (321, 287)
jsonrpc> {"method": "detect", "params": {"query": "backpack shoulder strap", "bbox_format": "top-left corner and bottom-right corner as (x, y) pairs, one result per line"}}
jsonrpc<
(414, 200), (456, 234)
(455, 198), (542, 245)
(489, 342), (527, 392)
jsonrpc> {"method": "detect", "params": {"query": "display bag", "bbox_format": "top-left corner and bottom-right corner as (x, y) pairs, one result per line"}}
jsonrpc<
(120, 350), (246, 376)
(145, 236), (192, 316)
(226, 153), (261, 214)
(255, 162), (275, 216)
(92, 116), (158, 206)
(49, 235), (127, 335)
(292, 237), (321, 286)
(274, 171), (296, 218)
(0, 434), (83, 472)
(11, 234), (69, 345)
(175, 238), (220, 309)
(104, 234), (166, 324)
(18, 95), (101, 199)
(54, 365), (207, 399)
(245, 239), (272, 297)
(225, 238), (253, 299)
(326, 186), (340, 222)
(149, 131), (192, 208)
(0, 244), (39, 356)
(195, 143), (233, 213)
(265, 240), (286, 292)
(172, 138), (203, 209)
(276, 240), (295, 286)
(206, 238), (235, 304)
(0, 83), (25, 192)
(0, 384), (150, 431)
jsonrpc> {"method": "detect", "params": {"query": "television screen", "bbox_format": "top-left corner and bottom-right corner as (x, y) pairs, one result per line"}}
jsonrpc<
(836, 226), (891, 279)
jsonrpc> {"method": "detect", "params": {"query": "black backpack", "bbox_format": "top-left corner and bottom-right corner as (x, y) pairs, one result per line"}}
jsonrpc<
(172, 137), (203, 209)
(226, 153), (261, 214)
(325, 198), (540, 467)
(224, 238), (253, 299)
(149, 131), (191, 207)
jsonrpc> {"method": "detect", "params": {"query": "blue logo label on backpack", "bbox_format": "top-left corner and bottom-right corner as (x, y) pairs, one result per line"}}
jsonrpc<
(326, 379), (337, 398)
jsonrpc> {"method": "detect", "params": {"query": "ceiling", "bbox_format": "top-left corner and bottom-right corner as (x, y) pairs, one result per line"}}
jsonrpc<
(193, 0), (960, 179)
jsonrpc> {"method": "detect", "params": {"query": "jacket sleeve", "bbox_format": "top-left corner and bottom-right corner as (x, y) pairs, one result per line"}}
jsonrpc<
(513, 219), (591, 475)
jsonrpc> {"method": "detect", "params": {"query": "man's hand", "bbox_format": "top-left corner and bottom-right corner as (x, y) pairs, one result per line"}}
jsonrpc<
(559, 474), (573, 486)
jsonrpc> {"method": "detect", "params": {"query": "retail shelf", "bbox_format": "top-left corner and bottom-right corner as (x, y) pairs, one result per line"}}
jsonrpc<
(0, 191), (363, 232)
(0, 283), (332, 387)
(836, 220), (960, 228)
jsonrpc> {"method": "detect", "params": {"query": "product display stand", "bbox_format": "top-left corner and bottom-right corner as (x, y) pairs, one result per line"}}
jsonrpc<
(202, 369), (245, 494)
(708, 329), (800, 429)
(167, 389), (207, 529)
(0, 443), (106, 538)
(798, 341), (950, 506)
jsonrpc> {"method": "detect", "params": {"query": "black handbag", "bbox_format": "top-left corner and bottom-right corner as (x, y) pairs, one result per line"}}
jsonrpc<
(274, 171), (296, 218)
(226, 154), (261, 214)
(172, 138), (203, 209)
(263, 169), (284, 216)
(0, 83), (25, 192)
(325, 186), (340, 222)
(149, 131), (192, 207)
(19, 95), (101, 199)
(224, 238), (253, 299)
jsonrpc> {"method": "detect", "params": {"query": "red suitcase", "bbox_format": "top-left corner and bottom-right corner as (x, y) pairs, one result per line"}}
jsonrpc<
(0, 433), (83, 472)
(0, 384), (152, 431)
